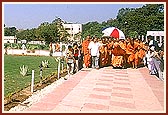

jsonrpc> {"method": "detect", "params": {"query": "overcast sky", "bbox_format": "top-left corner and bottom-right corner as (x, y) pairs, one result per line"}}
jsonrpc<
(3, 3), (145, 29)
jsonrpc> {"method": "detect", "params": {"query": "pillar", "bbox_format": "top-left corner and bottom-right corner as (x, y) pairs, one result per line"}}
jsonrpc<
(160, 36), (162, 44)
(142, 35), (144, 41)
(154, 36), (157, 41)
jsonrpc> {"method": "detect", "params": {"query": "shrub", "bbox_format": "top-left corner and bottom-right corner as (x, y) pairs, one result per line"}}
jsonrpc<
(20, 65), (28, 76)
(42, 60), (49, 68)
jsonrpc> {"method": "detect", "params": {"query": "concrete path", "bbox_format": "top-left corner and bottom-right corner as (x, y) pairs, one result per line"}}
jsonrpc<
(23, 66), (165, 113)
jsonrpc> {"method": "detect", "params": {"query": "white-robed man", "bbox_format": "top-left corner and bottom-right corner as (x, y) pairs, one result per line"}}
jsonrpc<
(88, 37), (100, 69)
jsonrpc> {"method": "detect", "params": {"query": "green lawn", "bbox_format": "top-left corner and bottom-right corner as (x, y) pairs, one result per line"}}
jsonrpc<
(4, 55), (65, 97)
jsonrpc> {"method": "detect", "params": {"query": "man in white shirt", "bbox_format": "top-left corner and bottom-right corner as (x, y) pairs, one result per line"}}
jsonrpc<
(88, 37), (100, 69)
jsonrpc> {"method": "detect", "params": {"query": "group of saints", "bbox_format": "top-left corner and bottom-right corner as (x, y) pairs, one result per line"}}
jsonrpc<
(81, 35), (148, 69)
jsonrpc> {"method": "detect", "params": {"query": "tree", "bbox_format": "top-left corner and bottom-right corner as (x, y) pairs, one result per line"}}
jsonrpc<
(115, 4), (164, 36)
(52, 17), (70, 42)
(82, 21), (104, 39)
(4, 27), (18, 36)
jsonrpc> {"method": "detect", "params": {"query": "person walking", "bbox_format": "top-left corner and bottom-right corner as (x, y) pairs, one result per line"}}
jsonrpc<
(78, 45), (83, 70)
(73, 43), (79, 72)
(126, 38), (135, 68)
(99, 38), (108, 68)
(111, 39), (125, 68)
(88, 37), (100, 69)
(82, 35), (91, 68)
(66, 45), (75, 75)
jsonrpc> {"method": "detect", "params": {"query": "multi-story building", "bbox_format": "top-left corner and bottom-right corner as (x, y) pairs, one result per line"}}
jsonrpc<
(62, 23), (82, 42)
(146, 31), (164, 47)
(3, 36), (17, 43)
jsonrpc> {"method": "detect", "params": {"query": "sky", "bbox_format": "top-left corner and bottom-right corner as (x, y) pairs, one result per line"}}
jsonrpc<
(3, 3), (145, 29)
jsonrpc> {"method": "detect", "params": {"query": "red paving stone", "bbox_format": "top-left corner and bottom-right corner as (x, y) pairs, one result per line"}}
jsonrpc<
(101, 75), (114, 77)
(112, 87), (132, 91)
(114, 74), (128, 77)
(20, 66), (164, 112)
(98, 78), (113, 82)
(96, 83), (113, 86)
(110, 100), (136, 109)
(93, 88), (112, 92)
(138, 67), (165, 109)
(111, 93), (133, 99)
(113, 82), (130, 85)
(114, 77), (129, 81)
(82, 103), (109, 110)
(89, 94), (111, 100)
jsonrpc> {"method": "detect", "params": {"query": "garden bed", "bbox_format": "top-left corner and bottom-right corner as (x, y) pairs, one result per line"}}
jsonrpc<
(4, 71), (67, 111)
(4, 55), (67, 111)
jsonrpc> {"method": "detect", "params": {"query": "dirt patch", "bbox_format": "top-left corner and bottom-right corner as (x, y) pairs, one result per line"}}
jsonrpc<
(4, 71), (68, 111)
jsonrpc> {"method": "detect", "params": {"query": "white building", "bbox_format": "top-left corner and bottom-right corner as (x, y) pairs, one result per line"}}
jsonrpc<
(146, 31), (164, 44)
(3, 36), (17, 43)
(28, 41), (46, 45)
(62, 23), (82, 42)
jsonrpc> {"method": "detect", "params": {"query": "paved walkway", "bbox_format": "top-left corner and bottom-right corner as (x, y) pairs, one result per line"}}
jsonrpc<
(23, 66), (165, 113)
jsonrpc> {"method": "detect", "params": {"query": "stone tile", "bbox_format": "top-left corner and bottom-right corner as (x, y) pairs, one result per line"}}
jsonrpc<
(96, 81), (113, 85)
(82, 103), (109, 110)
(96, 83), (113, 86)
(113, 81), (130, 86)
(85, 98), (110, 106)
(90, 90), (112, 96)
(93, 88), (112, 92)
(114, 77), (129, 81)
(80, 107), (108, 112)
(59, 99), (85, 108)
(114, 74), (128, 77)
(132, 88), (159, 102)
(89, 94), (111, 100)
(110, 100), (136, 109)
(98, 78), (113, 82)
(67, 89), (91, 97)
(101, 73), (115, 76)
(112, 89), (132, 95)
(52, 104), (81, 112)
(134, 99), (164, 111)
(112, 87), (132, 91)
(111, 92), (133, 99)
(94, 84), (113, 89)
(110, 96), (134, 104)
(27, 102), (57, 111)
(62, 94), (87, 102)
(109, 106), (137, 112)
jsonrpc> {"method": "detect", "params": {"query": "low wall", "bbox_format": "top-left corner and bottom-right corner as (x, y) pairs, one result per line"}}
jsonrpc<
(5, 49), (66, 57)
(5, 49), (50, 56)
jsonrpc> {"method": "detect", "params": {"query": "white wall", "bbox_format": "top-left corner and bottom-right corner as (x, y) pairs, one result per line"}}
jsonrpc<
(6, 49), (50, 56)
(63, 24), (82, 41)
(4, 36), (17, 43)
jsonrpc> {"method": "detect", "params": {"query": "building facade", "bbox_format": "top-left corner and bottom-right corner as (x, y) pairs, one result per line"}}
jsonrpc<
(146, 31), (164, 47)
(62, 23), (82, 42)
(3, 36), (17, 43)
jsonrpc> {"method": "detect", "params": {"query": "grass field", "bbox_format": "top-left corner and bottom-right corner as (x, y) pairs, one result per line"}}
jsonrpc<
(4, 55), (66, 97)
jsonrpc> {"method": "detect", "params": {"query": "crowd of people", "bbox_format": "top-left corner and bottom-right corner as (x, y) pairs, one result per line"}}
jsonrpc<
(51, 35), (164, 81)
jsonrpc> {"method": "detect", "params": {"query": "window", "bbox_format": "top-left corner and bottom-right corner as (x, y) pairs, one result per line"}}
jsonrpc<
(65, 28), (70, 30)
